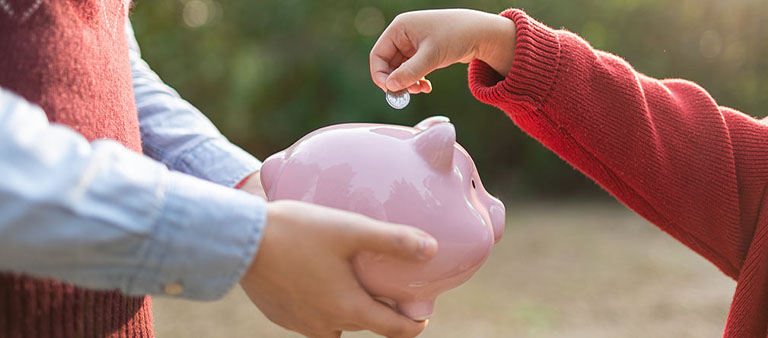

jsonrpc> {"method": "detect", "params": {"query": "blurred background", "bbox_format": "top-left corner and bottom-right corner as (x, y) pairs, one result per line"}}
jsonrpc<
(131, 0), (768, 198)
(130, 0), (766, 336)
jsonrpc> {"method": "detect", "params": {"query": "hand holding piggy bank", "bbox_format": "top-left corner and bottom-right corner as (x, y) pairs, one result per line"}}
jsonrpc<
(260, 116), (505, 320)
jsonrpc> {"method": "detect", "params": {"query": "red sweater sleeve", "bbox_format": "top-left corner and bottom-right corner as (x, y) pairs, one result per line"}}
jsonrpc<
(469, 9), (768, 282)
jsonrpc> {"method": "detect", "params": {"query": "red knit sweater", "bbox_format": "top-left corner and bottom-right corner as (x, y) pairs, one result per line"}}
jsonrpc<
(469, 9), (768, 337)
(0, 0), (152, 337)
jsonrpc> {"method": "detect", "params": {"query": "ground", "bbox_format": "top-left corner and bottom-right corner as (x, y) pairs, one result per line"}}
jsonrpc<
(152, 201), (735, 337)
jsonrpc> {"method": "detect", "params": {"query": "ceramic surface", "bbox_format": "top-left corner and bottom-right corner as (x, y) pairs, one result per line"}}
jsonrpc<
(260, 116), (505, 320)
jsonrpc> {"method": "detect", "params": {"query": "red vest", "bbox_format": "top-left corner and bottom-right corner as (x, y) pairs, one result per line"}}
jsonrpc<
(0, 0), (153, 336)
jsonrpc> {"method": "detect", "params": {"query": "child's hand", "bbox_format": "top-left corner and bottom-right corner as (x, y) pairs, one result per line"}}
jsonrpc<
(240, 200), (438, 338)
(370, 9), (516, 94)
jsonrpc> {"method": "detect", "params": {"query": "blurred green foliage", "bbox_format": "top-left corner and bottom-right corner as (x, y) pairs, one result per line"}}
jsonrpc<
(131, 0), (768, 198)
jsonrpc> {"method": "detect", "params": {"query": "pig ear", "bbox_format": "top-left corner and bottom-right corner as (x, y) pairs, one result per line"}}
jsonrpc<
(414, 116), (450, 131)
(413, 122), (455, 172)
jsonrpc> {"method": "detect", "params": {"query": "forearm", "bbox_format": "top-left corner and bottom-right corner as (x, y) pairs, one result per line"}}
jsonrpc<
(474, 12), (517, 77)
(0, 89), (265, 299)
(127, 22), (260, 187)
(469, 9), (768, 278)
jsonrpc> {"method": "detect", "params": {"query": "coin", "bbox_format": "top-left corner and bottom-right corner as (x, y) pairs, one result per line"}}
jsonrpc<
(386, 89), (410, 110)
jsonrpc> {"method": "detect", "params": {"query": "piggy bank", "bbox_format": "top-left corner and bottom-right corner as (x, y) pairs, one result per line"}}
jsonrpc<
(260, 116), (505, 320)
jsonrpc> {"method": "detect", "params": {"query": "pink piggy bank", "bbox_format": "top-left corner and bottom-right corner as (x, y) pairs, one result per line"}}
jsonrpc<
(260, 116), (505, 320)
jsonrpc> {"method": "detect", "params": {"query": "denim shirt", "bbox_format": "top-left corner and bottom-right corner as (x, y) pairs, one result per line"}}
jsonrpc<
(0, 22), (266, 301)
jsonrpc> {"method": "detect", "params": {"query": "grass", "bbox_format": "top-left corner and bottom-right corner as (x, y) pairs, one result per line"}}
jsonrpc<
(152, 201), (735, 337)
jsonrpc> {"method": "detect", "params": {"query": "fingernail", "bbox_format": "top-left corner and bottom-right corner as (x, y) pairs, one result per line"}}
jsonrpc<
(386, 77), (401, 91)
(418, 236), (438, 260)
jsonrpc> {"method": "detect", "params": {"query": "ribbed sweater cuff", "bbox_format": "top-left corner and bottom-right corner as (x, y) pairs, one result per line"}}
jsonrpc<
(469, 9), (560, 108)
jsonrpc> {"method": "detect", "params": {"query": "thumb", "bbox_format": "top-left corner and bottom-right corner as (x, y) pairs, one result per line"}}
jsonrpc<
(352, 220), (438, 261)
(386, 44), (436, 92)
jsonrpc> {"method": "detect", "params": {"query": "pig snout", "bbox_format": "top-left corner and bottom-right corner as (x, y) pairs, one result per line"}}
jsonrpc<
(477, 192), (505, 244)
(489, 202), (505, 244)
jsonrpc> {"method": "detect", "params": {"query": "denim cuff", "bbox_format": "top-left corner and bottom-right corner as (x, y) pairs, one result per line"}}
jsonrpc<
(126, 171), (266, 300)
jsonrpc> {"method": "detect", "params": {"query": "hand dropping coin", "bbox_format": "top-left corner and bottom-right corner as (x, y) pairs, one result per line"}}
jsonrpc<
(386, 89), (410, 110)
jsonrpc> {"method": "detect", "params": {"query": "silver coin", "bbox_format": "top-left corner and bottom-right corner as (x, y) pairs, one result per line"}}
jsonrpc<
(386, 89), (410, 110)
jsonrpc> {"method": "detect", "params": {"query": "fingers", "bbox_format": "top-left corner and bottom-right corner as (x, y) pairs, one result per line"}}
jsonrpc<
(420, 79), (433, 93)
(351, 294), (428, 338)
(407, 78), (432, 94)
(370, 55), (392, 92)
(272, 201), (438, 261)
(370, 12), (436, 94)
(386, 45), (436, 92)
(370, 27), (402, 91)
(350, 218), (438, 261)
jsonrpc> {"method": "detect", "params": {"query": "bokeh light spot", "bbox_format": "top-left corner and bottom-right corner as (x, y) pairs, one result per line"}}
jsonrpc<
(181, 0), (215, 28)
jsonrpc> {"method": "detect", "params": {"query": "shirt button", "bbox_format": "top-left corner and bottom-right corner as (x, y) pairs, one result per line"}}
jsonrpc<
(163, 282), (184, 296)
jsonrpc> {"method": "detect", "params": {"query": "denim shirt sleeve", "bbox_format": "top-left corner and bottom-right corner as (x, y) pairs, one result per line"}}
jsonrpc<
(127, 22), (261, 187)
(0, 88), (266, 300)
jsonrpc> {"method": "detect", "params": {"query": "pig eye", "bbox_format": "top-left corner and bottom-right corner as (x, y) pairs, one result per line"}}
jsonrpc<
(471, 179), (476, 189)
